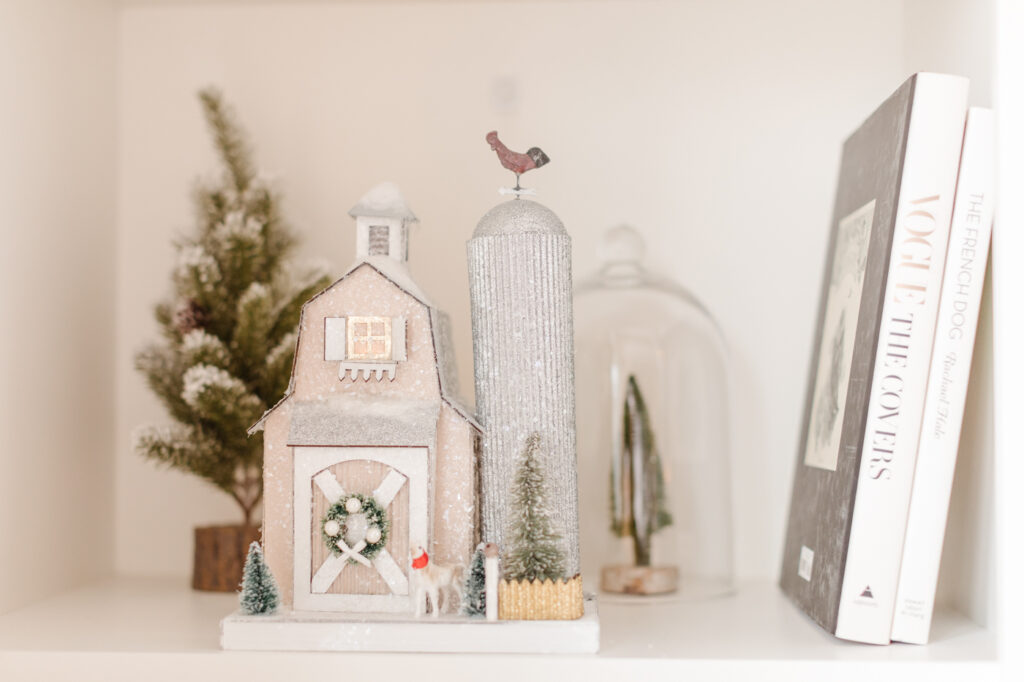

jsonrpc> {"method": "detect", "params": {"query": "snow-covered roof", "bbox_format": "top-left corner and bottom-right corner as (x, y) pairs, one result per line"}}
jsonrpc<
(354, 256), (434, 307)
(429, 309), (478, 428)
(288, 397), (439, 447)
(348, 182), (419, 222)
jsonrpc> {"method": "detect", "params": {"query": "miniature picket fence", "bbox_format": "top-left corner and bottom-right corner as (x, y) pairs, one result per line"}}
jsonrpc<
(498, 575), (584, 620)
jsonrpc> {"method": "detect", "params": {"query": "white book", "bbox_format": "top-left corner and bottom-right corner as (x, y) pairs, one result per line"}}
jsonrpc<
(834, 74), (968, 644)
(891, 107), (995, 644)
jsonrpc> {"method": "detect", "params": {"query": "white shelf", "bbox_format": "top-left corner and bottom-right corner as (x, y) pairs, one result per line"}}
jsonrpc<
(0, 577), (995, 681)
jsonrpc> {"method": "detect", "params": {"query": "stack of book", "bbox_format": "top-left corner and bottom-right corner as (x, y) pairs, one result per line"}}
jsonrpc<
(779, 72), (994, 645)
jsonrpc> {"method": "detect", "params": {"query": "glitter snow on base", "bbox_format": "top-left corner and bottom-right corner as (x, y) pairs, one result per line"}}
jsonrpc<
(220, 594), (599, 654)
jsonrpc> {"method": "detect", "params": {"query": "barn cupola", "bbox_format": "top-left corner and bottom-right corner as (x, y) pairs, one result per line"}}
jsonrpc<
(348, 182), (418, 265)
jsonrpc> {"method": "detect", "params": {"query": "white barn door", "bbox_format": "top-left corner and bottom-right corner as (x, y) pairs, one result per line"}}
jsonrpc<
(293, 446), (428, 613)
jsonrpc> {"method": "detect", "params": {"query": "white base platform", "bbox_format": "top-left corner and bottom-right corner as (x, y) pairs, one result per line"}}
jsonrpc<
(0, 578), (996, 681)
(220, 596), (600, 653)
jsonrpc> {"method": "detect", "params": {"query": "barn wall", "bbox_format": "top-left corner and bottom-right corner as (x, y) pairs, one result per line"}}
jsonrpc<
(293, 266), (440, 403)
(261, 405), (294, 606)
(432, 403), (478, 569)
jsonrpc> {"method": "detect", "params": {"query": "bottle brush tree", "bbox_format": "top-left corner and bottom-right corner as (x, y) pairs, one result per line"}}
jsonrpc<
(240, 541), (280, 615)
(133, 89), (331, 527)
(610, 374), (673, 566)
(462, 544), (487, 616)
(503, 432), (567, 583)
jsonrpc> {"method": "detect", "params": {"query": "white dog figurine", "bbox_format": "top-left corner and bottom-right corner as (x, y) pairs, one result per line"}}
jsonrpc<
(410, 546), (462, 618)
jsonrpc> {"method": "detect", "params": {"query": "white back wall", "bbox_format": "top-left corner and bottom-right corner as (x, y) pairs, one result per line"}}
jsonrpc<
(115, 0), (983, 583)
(0, 0), (117, 613)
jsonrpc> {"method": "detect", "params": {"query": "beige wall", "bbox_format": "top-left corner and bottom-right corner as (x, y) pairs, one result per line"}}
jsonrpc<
(993, 0), (1024, 651)
(0, 0), (117, 613)
(904, 0), (994, 107)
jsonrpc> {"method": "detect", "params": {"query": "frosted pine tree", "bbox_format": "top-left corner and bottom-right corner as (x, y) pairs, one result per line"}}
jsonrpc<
(503, 433), (567, 582)
(240, 542), (280, 615)
(462, 544), (487, 616)
(134, 89), (331, 527)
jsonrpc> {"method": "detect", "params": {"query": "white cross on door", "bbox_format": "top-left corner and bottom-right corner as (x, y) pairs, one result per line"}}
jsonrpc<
(309, 469), (409, 594)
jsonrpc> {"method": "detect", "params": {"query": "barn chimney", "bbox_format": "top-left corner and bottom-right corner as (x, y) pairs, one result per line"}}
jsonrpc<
(348, 182), (418, 264)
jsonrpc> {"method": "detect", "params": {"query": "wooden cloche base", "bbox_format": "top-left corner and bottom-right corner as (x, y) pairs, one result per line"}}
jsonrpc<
(600, 565), (679, 596)
(192, 524), (260, 592)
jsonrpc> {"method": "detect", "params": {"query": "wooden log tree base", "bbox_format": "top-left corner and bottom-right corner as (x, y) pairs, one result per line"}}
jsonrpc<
(600, 565), (679, 596)
(193, 524), (261, 592)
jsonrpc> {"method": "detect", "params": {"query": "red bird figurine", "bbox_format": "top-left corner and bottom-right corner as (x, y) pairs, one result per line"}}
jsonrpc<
(486, 131), (550, 190)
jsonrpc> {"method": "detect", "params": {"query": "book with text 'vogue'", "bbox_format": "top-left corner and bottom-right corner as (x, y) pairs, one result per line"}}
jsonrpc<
(779, 73), (968, 644)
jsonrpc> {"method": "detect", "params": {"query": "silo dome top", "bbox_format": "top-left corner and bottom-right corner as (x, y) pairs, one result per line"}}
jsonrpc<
(473, 199), (567, 238)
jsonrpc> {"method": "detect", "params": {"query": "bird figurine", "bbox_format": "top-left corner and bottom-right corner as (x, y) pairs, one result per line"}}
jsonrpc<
(486, 131), (550, 192)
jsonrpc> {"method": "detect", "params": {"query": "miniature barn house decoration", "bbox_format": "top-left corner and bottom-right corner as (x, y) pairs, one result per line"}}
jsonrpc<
(250, 182), (481, 614)
(223, 145), (599, 653)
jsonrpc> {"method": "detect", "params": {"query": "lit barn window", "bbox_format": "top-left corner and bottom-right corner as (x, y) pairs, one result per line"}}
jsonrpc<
(368, 225), (389, 256)
(347, 316), (392, 360)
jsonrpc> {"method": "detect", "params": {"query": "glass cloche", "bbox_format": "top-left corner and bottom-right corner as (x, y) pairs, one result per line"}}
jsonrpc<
(575, 225), (735, 601)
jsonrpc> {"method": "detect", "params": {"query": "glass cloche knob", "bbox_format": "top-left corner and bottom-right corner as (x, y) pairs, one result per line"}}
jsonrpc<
(598, 224), (647, 265)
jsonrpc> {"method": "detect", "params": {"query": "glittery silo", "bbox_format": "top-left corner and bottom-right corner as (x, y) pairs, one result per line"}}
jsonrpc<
(467, 199), (580, 575)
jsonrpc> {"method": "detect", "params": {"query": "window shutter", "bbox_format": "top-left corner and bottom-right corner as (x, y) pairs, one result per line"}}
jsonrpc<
(324, 317), (346, 360)
(392, 317), (407, 361)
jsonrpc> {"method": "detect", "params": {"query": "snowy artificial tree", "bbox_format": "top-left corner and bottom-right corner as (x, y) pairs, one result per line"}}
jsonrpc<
(133, 88), (331, 590)
(240, 542), (280, 615)
(503, 433), (567, 583)
(462, 544), (487, 617)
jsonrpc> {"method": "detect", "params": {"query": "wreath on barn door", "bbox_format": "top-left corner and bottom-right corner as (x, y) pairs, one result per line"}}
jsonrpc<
(321, 493), (390, 565)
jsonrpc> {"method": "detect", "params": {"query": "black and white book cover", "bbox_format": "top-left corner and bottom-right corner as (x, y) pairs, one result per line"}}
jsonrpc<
(780, 73), (968, 643)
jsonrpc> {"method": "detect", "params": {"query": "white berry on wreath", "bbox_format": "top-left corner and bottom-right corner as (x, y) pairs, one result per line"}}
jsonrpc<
(365, 526), (382, 544)
(323, 519), (341, 537)
(345, 497), (362, 513)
